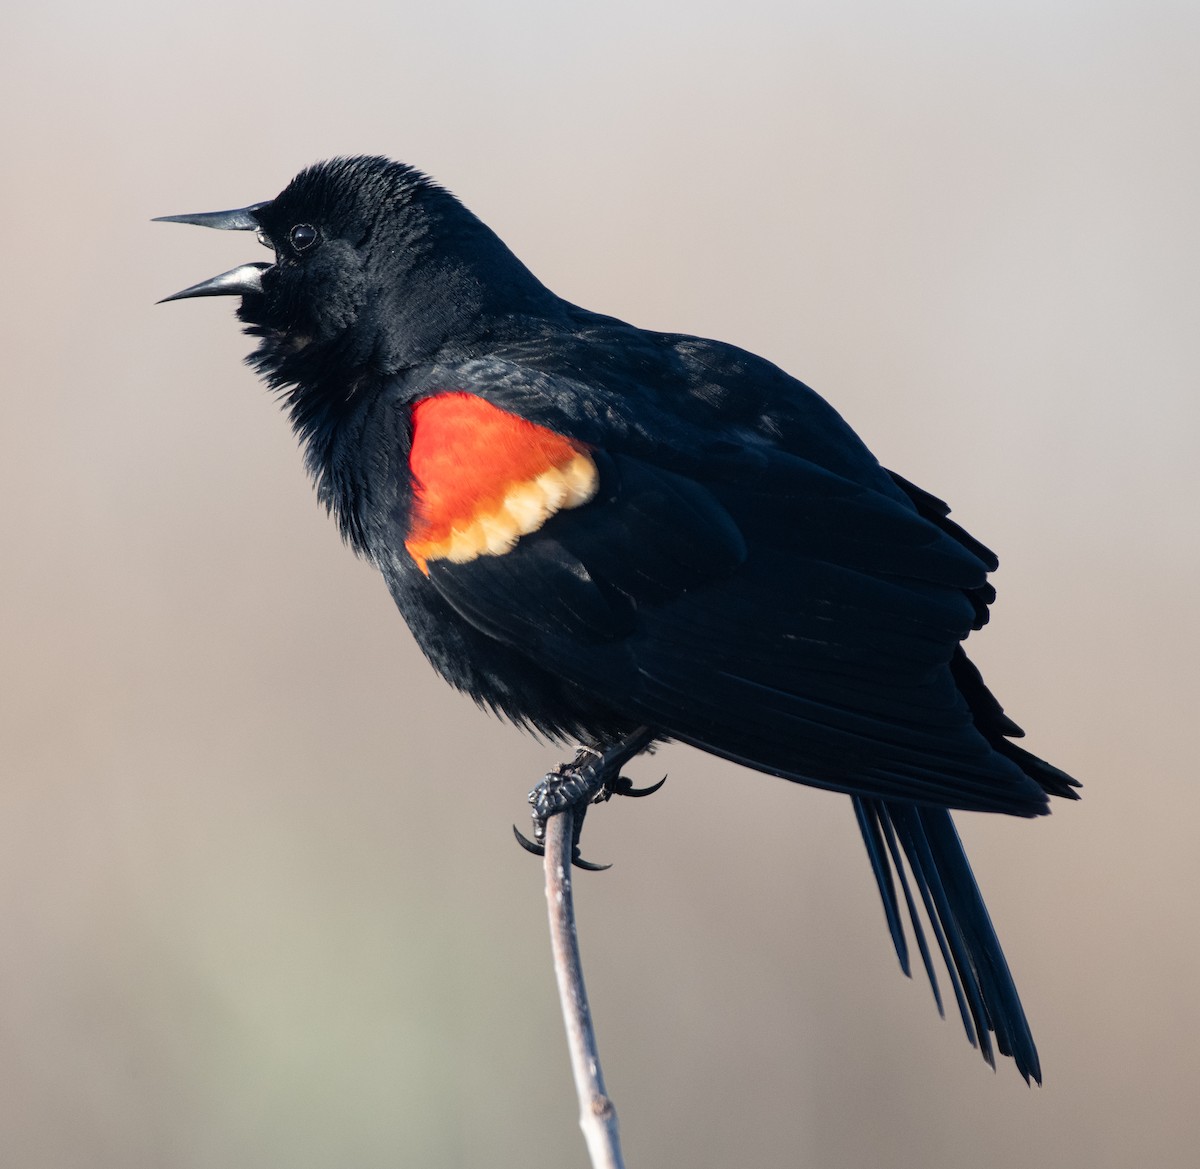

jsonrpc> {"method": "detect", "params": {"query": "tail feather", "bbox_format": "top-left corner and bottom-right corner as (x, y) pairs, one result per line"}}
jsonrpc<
(853, 799), (910, 973)
(855, 799), (944, 1015)
(853, 797), (1042, 1083)
(877, 807), (961, 1027)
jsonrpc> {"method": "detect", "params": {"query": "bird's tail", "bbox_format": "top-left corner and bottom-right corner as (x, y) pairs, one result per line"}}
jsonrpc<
(853, 797), (1042, 1083)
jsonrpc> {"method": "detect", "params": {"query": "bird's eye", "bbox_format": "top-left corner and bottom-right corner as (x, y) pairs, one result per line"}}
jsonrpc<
(290, 223), (319, 252)
(255, 230), (274, 251)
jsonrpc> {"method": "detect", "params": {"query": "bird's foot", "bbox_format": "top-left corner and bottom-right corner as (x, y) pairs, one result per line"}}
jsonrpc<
(512, 731), (662, 870)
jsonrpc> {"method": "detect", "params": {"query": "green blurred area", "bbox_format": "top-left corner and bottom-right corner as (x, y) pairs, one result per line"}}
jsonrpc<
(1, 2), (1197, 1166)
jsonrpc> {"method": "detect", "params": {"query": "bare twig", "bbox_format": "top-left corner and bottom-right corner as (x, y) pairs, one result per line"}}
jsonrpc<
(542, 808), (625, 1169)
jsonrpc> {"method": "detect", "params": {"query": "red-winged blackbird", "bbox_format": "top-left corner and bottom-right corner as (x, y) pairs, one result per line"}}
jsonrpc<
(158, 155), (1078, 1082)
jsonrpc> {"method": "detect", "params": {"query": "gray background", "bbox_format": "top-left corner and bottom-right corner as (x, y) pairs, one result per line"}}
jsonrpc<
(3, 1), (1197, 1166)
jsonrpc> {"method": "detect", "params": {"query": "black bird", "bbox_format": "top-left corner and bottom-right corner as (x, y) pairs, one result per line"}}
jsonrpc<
(157, 155), (1078, 1082)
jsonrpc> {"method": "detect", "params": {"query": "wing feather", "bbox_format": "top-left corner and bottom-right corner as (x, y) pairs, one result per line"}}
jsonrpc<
(422, 438), (1046, 813)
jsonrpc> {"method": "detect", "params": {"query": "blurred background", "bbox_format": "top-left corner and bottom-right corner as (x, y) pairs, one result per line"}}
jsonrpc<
(2, 1), (1197, 1166)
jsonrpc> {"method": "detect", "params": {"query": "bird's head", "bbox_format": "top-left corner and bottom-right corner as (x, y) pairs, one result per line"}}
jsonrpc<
(157, 155), (550, 388)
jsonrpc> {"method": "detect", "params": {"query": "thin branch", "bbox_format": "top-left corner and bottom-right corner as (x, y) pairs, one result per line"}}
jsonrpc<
(543, 808), (625, 1169)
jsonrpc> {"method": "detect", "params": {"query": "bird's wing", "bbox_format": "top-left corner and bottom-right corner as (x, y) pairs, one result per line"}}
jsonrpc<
(393, 346), (1047, 815)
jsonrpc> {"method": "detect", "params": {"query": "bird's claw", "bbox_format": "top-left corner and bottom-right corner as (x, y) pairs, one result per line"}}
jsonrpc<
(512, 824), (544, 856)
(608, 774), (667, 799)
(511, 824), (611, 872)
(514, 733), (659, 872)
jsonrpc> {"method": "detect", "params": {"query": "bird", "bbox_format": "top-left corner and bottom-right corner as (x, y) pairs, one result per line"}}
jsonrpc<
(157, 154), (1078, 1083)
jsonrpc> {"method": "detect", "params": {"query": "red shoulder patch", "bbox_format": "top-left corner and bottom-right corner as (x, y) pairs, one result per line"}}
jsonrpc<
(405, 393), (598, 575)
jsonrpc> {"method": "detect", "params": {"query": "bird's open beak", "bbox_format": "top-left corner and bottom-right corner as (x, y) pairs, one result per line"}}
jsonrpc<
(156, 263), (271, 304)
(154, 202), (271, 303)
